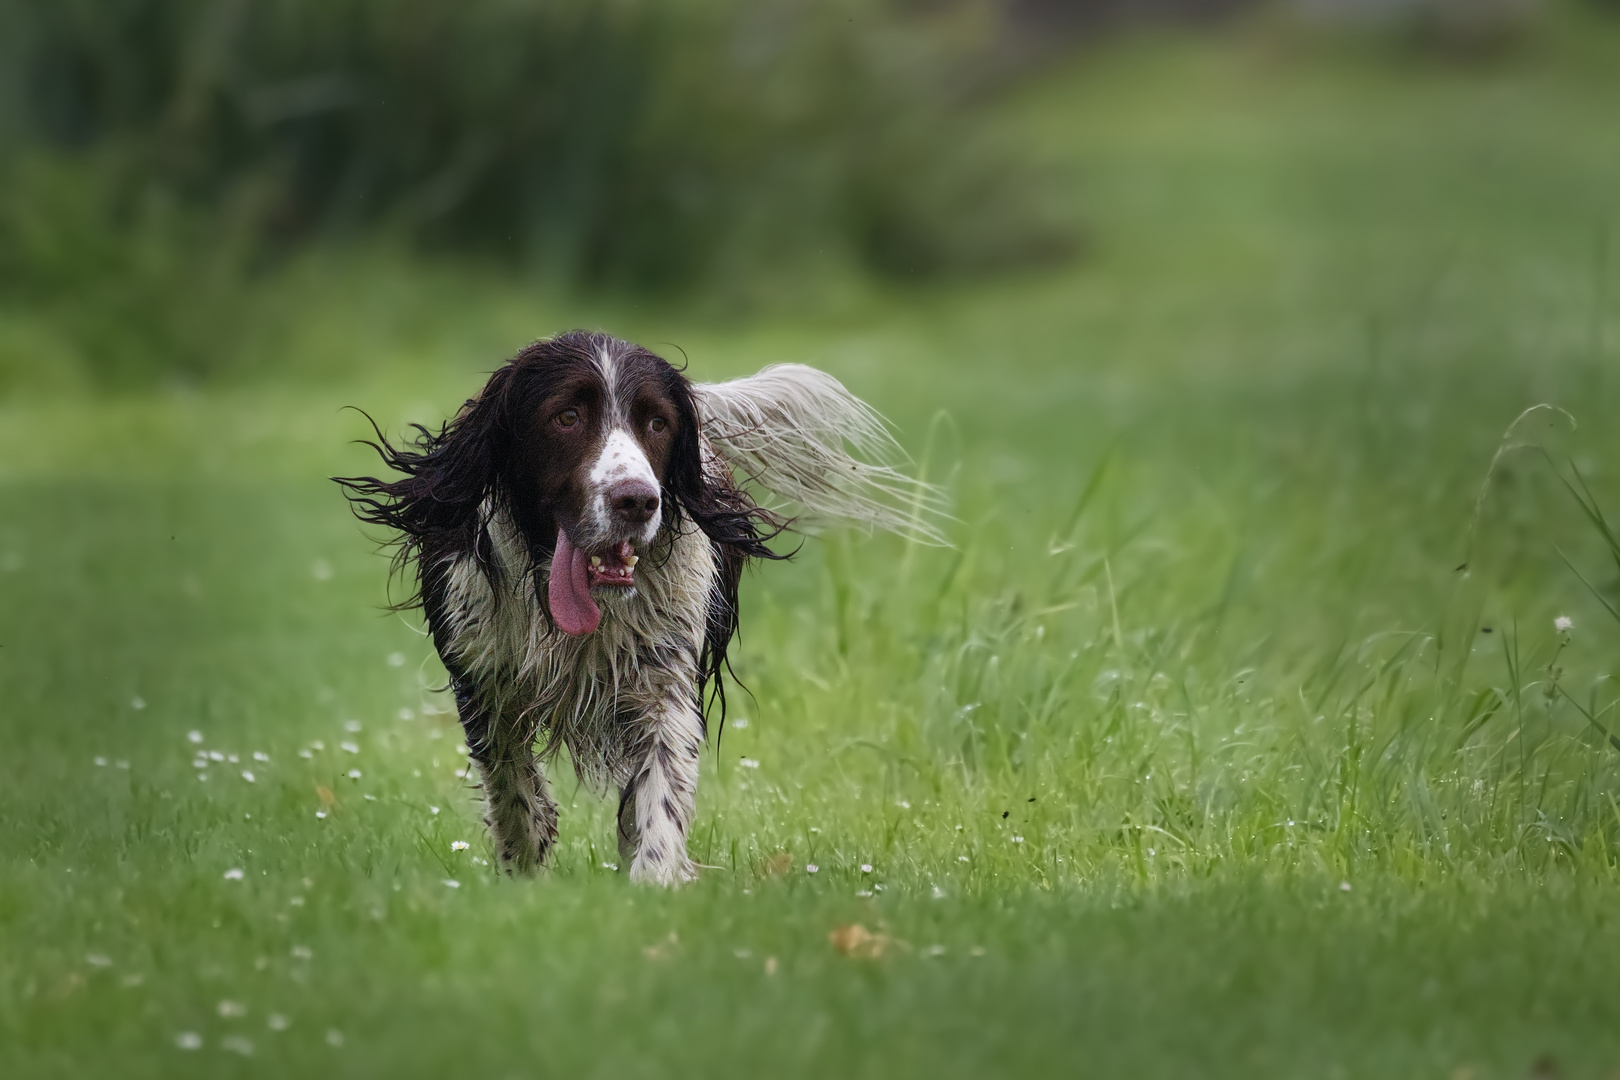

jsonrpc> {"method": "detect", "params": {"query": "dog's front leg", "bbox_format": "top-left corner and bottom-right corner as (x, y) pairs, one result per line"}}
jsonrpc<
(457, 680), (558, 874)
(619, 690), (703, 886)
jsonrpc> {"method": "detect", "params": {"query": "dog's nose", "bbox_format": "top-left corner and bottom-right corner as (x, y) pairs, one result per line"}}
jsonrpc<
(608, 479), (660, 525)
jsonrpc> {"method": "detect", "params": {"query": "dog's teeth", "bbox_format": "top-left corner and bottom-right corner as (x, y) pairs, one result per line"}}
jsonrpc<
(626, 555), (638, 567)
(590, 556), (602, 567)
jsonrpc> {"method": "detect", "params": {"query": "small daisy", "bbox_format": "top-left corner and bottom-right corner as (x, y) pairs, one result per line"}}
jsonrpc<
(217, 999), (247, 1018)
(315, 811), (327, 820)
(344, 720), (362, 733)
(175, 1032), (203, 1050)
(252, 752), (269, 763)
(931, 885), (946, 899)
(241, 770), (255, 783)
(450, 841), (470, 852)
(221, 1036), (254, 1056)
(860, 864), (873, 873)
(347, 769), (361, 780)
(340, 741), (359, 754)
(223, 868), (245, 881)
(86, 953), (111, 967)
(131, 697), (146, 710)
(187, 731), (204, 744)
(805, 864), (819, 874)
(443, 879), (461, 889)
(267, 1014), (290, 1031)
(93, 756), (107, 767)
(1555, 615), (1574, 633)
(1011, 835), (1024, 844)
(291, 946), (313, 960)
(429, 806), (440, 815)
(739, 758), (760, 769)
(299, 749), (313, 759)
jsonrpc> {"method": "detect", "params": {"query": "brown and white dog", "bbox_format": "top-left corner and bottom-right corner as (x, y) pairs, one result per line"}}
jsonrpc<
(338, 331), (938, 884)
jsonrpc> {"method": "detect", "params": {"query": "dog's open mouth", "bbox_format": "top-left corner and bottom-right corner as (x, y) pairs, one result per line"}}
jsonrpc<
(548, 529), (637, 636)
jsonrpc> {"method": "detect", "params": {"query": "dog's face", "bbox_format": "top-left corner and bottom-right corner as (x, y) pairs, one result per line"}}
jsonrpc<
(493, 334), (695, 635)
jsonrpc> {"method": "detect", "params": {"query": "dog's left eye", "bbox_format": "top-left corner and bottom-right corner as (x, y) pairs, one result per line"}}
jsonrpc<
(649, 417), (667, 433)
(556, 409), (580, 428)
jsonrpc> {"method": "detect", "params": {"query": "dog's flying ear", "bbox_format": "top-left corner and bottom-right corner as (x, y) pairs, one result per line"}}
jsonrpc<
(334, 364), (522, 597)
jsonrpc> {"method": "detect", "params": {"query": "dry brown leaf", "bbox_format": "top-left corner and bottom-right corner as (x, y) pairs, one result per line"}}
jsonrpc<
(761, 852), (793, 877)
(316, 785), (336, 808)
(828, 923), (891, 959)
(763, 956), (778, 976)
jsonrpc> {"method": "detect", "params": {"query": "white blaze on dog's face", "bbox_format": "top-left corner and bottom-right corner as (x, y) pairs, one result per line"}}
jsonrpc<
(586, 427), (662, 548)
(504, 340), (686, 636)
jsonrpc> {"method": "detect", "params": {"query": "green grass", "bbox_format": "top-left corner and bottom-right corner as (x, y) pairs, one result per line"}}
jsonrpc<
(7, 19), (1620, 1079)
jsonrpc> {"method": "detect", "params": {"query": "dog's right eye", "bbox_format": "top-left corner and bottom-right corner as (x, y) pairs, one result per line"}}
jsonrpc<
(556, 409), (580, 428)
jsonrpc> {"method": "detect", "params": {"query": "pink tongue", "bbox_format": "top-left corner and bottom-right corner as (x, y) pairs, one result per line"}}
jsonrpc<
(547, 528), (600, 636)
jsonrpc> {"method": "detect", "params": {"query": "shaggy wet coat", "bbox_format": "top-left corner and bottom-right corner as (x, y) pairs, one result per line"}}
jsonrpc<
(338, 331), (936, 884)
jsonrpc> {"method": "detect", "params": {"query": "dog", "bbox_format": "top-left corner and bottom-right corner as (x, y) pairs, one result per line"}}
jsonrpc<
(337, 331), (939, 884)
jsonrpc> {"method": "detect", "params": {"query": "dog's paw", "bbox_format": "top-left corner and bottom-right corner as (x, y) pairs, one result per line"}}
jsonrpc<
(627, 854), (697, 887)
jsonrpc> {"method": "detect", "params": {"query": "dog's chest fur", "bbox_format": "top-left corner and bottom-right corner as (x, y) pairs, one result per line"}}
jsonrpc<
(434, 501), (717, 788)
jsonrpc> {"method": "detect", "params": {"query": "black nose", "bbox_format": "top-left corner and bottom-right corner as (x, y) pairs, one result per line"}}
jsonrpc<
(608, 479), (660, 525)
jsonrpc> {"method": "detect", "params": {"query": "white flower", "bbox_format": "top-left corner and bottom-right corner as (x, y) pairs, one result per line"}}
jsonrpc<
(218, 999), (246, 1017)
(315, 811), (327, 820)
(958, 855), (970, 862)
(931, 885), (946, 899)
(192, 760), (208, 770)
(241, 770), (255, 783)
(896, 800), (911, 809)
(922, 944), (946, 957)
(450, 841), (470, 852)
(86, 953), (111, 967)
(860, 864), (873, 873)
(299, 749), (313, 759)
(1340, 881), (1353, 892)
(602, 862), (618, 870)
(94, 756), (107, 767)
(347, 769), (361, 780)
(805, 864), (819, 874)
(221, 1036), (254, 1056)
(1555, 615), (1574, 633)
(340, 741), (359, 754)
(187, 730), (203, 744)
(223, 868), (245, 881)
(739, 758), (760, 769)
(429, 806), (440, 815)
(310, 740), (325, 751)
(290, 946), (312, 960)
(131, 697), (146, 710)
(115, 760), (129, 769)
(1011, 835), (1024, 844)
(208, 750), (224, 762)
(398, 708), (415, 721)
(267, 1014), (290, 1031)
(855, 890), (873, 898)
(387, 652), (405, 667)
(344, 720), (362, 733)
(731, 717), (749, 729)
(175, 1032), (203, 1050)
(326, 1029), (345, 1047)
(443, 879), (461, 888)
(252, 752), (269, 763)
(227, 754), (239, 764)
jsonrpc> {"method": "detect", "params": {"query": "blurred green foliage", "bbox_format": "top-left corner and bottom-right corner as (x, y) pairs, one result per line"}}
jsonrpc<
(0, 0), (1077, 386)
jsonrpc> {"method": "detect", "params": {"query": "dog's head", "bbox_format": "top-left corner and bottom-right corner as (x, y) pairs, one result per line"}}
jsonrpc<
(340, 331), (777, 641)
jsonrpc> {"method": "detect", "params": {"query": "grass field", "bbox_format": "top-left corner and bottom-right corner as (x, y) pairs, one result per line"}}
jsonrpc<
(7, 17), (1620, 1079)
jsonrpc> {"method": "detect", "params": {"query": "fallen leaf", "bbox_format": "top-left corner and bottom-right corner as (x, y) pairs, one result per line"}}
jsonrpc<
(762, 852), (793, 877)
(829, 923), (891, 959)
(316, 785), (336, 808)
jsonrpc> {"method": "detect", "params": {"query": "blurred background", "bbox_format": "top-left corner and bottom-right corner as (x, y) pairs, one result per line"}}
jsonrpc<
(0, 0), (1609, 391)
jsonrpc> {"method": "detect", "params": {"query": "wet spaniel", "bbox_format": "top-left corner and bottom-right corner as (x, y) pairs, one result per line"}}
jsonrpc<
(338, 331), (938, 884)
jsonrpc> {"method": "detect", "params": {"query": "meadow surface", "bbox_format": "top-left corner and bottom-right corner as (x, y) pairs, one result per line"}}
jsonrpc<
(5, 21), (1620, 1079)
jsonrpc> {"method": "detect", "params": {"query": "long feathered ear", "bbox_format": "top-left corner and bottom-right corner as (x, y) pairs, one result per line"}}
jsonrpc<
(333, 365), (520, 608)
(692, 364), (949, 545)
